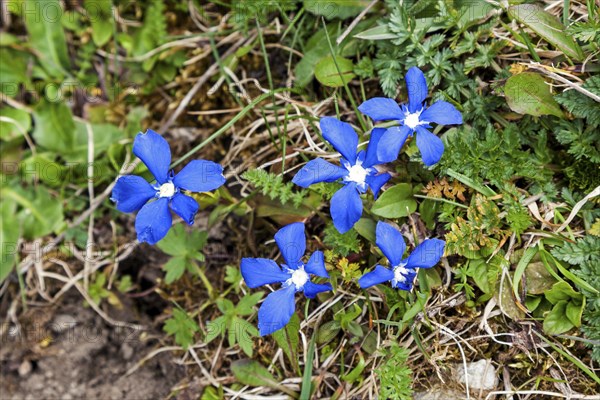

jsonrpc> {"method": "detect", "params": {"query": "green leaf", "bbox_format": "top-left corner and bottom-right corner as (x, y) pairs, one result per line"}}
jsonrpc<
(304, 0), (370, 20)
(0, 48), (30, 94)
(508, 4), (584, 61)
(62, 121), (124, 163)
(273, 313), (301, 364)
(315, 56), (355, 88)
(565, 299), (584, 327)
(157, 224), (207, 258)
(504, 73), (564, 118)
(205, 316), (226, 343)
(32, 101), (76, 153)
(84, 0), (113, 46)
(231, 359), (279, 387)
(371, 183), (417, 218)
(163, 308), (199, 350)
(316, 320), (341, 345)
(0, 107), (31, 141)
(17, 186), (64, 240)
(353, 218), (376, 243)
(163, 256), (187, 284)
(0, 198), (19, 283)
(543, 300), (574, 335)
(233, 318), (259, 357)
(354, 25), (396, 40)
(16, 0), (70, 77)
(235, 291), (264, 316)
(545, 281), (580, 304)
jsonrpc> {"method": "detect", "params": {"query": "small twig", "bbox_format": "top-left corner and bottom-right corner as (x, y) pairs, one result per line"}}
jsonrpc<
(336, 0), (379, 45)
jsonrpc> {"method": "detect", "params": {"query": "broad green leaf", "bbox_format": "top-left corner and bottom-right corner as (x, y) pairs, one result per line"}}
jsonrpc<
(84, 0), (114, 46)
(505, 73), (564, 118)
(273, 313), (301, 364)
(231, 359), (279, 388)
(566, 299), (585, 327)
(8, 186), (64, 240)
(315, 56), (355, 88)
(524, 261), (556, 295)
(543, 300), (574, 335)
(0, 48), (30, 94)
(0, 107), (31, 141)
(353, 218), (376, 243)
(316, 320), (341, 345)
(304, 0), (370, 20)
(508, 4), (584, 61)
(32, 101), (76, 153)
(354, 25), (396, 40)
(233, 317), (258, 357)
(15, 0), (70, 77)
(545, 281), (580, 304)
(371, 183), (417, 218)
(0, 198), (19, 283)
(62, 121), (124, 163)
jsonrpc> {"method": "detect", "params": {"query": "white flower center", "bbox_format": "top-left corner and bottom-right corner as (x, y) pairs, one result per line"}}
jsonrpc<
(289, 266), (309, 289)
(393, 265), (409, 283)
(158, 182), (176, 198)
(346, 163), (368, 185)
(403, 111), (423, 129)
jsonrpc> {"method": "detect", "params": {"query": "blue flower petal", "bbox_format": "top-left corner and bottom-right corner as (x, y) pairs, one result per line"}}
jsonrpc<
(292, 158), (348, 188)
(358, 97), (403, 121)
(358, 265), (394, 289)
(406, 238), (445, 269)
(170, 193), (199, 225)
(274, 222), (306, 268)
(331, 183), (363, 234)
(365, 172), (391, 199)
(363, 128), (387, 168)
(241, 258), (290, 288)
(376, 125), (412, 164)
(303, 281), (332, 299)
(258, 284), (296, 336)
(320, 117), (358, 162)
(415, 126), (444, 166)
(376, 222), (406, 266)
(135, 197), (172, 245)
(173, 160), (226, 193)
(394, 268), (417, 291)
(420, 101), (462, 125)
(405, 67), (428, 113)
(111, 175), (156, 213)
(305, 251), (328, 278)
(133, 130), (171, 184)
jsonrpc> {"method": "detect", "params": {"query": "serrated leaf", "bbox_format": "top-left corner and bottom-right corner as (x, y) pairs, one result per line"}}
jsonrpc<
(505, 73), (564, 118)
(163, 256), (187, 284)
(205, 316), (226, 343)
(371, 183), (417, 218)
(315, 56), (355, 88)
(235, 291), (264, 316)
(508, 4), (584, 60)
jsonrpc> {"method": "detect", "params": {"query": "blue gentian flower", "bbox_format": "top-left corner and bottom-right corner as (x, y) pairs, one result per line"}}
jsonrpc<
(358, 222), (445, 290)
(292, 118), (392, 234)
(240, 222), (332, 336)
(358, 66), (462, 166)
(111, 129), (226, 245)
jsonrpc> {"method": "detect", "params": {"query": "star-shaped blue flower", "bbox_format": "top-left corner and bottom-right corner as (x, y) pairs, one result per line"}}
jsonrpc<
(292, 117), (392, 234)
(111, 129), (226, 245)
(240, 222), (332, 336)
(358, 66), (463, 166)
(358, 222), (445, 290)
